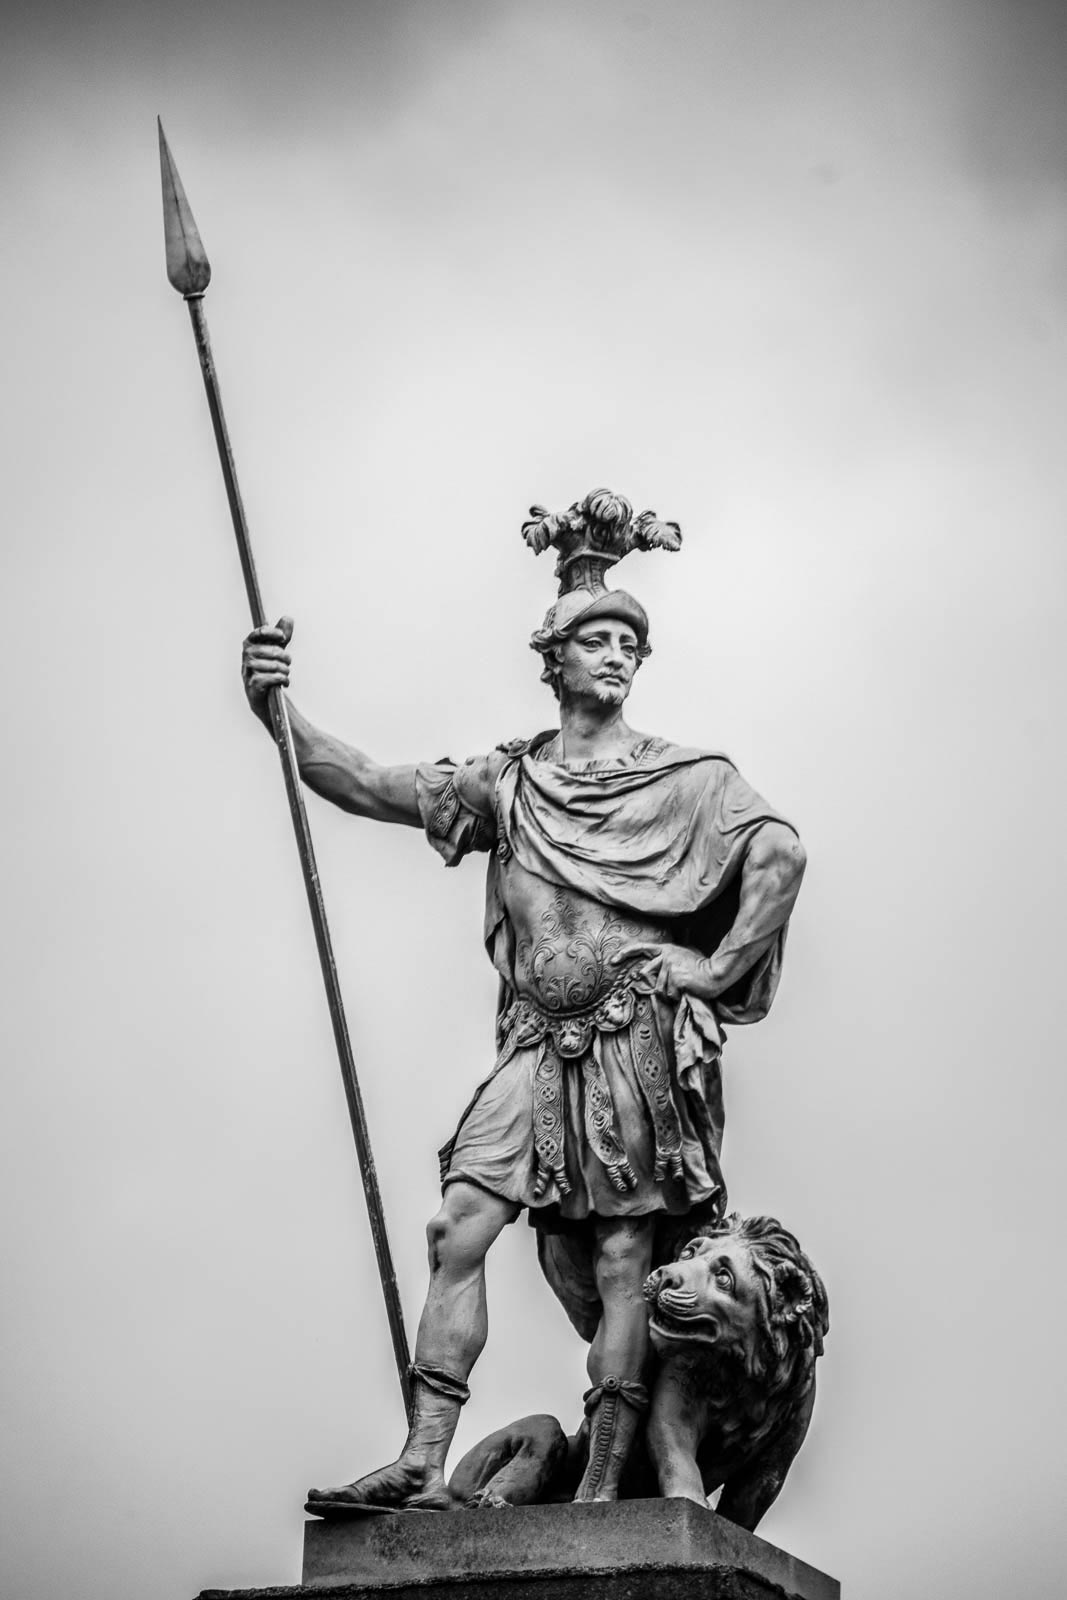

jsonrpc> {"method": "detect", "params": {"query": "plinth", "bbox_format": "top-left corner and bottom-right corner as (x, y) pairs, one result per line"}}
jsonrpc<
(197, 1499), (839, 1600)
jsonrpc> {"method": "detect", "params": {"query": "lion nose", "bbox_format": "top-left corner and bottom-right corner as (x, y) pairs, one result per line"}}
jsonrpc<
(643, 1265), (681, 1303)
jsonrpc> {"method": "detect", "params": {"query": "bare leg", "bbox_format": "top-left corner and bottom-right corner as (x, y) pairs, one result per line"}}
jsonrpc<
(587, 1216), (655, 1388)
(574, 1216), (655, 1503)
(306, 1182), (519, 1512)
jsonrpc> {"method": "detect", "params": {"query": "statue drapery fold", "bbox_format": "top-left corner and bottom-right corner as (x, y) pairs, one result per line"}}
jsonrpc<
(415, 740), (800, 1340)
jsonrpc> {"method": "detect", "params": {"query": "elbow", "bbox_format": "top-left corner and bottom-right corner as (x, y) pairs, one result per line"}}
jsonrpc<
(755, 823), (807, 889)
(786, 831), (807, 884)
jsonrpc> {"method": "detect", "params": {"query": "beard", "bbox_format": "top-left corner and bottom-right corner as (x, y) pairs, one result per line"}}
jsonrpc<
(589, 679), (628, 706)
(557, 665), (631, 706)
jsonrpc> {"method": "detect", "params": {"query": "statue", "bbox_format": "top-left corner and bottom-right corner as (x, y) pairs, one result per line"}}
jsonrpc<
(448, 1213), (828, 1532)
(239, 488), (809, 1515)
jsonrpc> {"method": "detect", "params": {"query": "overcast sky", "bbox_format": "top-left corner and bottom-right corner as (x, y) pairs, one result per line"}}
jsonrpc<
(2, 3), (1065, 1598)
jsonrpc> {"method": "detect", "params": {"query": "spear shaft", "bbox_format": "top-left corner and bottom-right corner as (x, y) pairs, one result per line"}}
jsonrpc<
(159, 121), (413, 1420)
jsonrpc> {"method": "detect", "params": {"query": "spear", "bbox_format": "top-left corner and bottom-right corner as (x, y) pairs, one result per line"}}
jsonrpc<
(158, 119), (413, 1421)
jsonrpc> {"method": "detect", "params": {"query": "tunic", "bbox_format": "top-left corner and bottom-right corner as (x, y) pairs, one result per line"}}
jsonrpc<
(415, 731), (799, 1338)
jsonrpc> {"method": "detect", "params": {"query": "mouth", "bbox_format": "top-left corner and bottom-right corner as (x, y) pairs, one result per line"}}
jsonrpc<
(648, 1303), (720, 1346)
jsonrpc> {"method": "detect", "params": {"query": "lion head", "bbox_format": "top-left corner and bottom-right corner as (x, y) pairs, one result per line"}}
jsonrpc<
(645, 1212), (828, 1421)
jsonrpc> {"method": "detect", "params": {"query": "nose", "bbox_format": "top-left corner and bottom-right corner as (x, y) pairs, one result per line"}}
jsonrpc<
(643, 1265), (681, 1302)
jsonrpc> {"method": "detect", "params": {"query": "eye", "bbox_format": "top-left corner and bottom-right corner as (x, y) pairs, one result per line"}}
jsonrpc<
(714, 1267), (734, 1292)
(680, 1244), (696, 1259)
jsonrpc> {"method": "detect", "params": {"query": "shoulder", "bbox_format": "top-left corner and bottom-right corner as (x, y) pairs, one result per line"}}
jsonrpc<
(451, 733), (555, 812)
(629, 736), (737, 772)
(497, 730), (558, 760)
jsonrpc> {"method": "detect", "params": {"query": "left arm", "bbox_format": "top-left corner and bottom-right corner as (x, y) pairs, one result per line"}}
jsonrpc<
(701, 822), (806, 997)
(616, 823), (806, 1003)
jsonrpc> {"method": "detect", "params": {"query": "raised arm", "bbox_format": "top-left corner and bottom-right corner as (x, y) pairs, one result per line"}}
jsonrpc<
(241, 617), (420, 826)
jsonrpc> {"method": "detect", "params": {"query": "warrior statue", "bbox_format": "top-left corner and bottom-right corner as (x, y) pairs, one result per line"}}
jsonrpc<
(240, 488), (807, 1513)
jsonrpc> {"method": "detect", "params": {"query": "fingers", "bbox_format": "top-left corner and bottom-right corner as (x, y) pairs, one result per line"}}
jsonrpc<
(242, 649), (290, 683)
(242, 619), (292, 696)
(609, 943), (660, 968)
(244, 615), (294, 647)
(246, 644), (290, 662)
(246, 669), (290, 693)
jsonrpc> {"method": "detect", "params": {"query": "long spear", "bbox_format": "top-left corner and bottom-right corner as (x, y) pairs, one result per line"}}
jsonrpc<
(158, 119), (413, 1421)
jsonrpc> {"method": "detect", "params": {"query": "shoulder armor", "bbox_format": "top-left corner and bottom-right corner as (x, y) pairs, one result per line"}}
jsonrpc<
(495, 730), (557, 759)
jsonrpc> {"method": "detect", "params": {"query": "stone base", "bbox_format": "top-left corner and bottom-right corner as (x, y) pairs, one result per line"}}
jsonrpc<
(197, 1499), (838, 1600)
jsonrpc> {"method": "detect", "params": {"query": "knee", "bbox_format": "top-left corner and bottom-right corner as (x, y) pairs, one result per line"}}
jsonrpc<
(593, 1221), (655, 1296)
(426, 1207), (459, 1271)
(426, 1186), (498, 1274)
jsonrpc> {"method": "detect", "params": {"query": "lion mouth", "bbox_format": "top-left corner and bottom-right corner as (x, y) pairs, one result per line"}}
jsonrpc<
(649, 1302), (720, 1345)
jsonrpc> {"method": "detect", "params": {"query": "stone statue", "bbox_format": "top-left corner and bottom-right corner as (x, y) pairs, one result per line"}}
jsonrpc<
(448, 1213), (828, 1532)
(240, 488), (808, 1514)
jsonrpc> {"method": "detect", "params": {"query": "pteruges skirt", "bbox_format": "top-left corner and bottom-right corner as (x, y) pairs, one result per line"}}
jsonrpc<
(439, 976), (724, 1222)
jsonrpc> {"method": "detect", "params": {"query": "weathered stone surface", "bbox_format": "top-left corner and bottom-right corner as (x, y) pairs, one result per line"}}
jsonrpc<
(296, 1498), (838, 1600)
(201, 1576), (811, 1600)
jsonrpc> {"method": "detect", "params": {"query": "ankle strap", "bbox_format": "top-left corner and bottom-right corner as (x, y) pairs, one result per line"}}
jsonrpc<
(583, 1375), (649, 1414)
(409, 1362), (471, 1405)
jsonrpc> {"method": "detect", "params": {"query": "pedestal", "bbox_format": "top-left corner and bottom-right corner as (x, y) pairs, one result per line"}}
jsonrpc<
(197, 1499), (839, 1600)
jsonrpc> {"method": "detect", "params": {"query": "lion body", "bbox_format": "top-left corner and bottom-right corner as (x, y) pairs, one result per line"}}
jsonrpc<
(449, 1214), (828, 1531)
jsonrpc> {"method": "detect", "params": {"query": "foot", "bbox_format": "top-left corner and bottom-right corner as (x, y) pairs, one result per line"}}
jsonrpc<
(305, 1458), (454, 1517)
(572, 1481), (619, 1504)
(465, 1487), (513, 1510)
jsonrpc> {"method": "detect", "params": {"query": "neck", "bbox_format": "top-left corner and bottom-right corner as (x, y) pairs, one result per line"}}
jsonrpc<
(557, 694), (634, 762)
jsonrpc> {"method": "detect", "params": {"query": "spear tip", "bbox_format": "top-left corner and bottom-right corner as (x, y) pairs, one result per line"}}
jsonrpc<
(158, 118), (212, 297)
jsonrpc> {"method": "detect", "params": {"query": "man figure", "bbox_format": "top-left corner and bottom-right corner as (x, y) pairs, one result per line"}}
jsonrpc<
(240, 489), (806, 1510)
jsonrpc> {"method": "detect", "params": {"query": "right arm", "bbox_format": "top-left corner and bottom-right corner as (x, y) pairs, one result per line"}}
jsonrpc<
(241, 617), (420, 826)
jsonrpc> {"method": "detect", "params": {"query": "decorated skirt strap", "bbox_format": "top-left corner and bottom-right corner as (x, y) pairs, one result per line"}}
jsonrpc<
(629, 993), (684, 1183)
(531, 1040), (570, 1199)
(582, 1037), (637, 1193)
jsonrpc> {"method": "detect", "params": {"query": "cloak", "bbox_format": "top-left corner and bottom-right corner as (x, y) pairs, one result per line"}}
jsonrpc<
(485, 742), (798, 1026)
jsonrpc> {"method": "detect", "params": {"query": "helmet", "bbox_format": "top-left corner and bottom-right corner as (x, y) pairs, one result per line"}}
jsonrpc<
(530, 587), (650, 653)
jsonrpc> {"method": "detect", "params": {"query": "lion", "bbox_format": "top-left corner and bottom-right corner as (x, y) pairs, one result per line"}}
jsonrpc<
(643, 1213), (829, 1529)
(447, 1213), (828, 1533)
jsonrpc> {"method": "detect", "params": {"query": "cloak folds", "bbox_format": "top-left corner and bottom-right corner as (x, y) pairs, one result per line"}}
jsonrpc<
(487, 746), (797, 1026)
(415, 739), (800, 1342)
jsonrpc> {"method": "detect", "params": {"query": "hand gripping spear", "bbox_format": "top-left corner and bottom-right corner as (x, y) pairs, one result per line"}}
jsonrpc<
(158, 120), (413, 1421)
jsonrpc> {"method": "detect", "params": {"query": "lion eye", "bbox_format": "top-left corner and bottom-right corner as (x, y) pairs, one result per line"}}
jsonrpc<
(714, 1268), (734, 1292)
(680, 1245), (695, 1259)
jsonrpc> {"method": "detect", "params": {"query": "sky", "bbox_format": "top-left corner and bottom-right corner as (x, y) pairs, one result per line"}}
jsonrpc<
(2, 2), (1066, 1597)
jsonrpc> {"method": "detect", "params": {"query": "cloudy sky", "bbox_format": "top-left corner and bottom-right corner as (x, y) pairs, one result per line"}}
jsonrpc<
(3, 3), (1065, 1597)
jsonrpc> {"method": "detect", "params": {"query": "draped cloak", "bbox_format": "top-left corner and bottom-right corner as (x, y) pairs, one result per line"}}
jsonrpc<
(415, 735), (800, 1340)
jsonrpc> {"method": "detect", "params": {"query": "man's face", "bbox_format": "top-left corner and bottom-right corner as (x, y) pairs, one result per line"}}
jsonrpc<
(555, 618), (640, 706)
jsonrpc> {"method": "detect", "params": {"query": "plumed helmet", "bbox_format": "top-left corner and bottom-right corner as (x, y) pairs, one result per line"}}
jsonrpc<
(521, 487), (681, 664)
